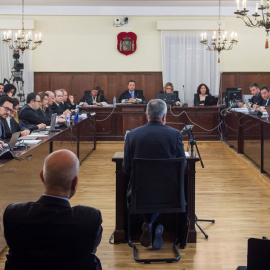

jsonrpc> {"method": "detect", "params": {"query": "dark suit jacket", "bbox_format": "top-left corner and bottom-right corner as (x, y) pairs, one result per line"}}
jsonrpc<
(4, 195), (102, 270)
(18, 104), (49, 128)
(262, 98), (270, 106)
(45, 105), (54, 118)
(36, 108), (52, 125)
(250, 92), (264, 106)
(123, 121), (186, 196)
(63, 101), (76, 110)
(1, 118), (24, 139)
(194, 93), (212, 106)
(80, 91), (107, 105)
(50, 102), (66, 115)
(118, 90), (145, 103)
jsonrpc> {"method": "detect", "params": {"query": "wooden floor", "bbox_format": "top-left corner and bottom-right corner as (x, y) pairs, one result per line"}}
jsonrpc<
(1, 141), (270, 270)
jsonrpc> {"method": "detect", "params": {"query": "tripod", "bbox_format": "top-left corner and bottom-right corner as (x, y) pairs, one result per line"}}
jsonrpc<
(184, 126), (215, 239)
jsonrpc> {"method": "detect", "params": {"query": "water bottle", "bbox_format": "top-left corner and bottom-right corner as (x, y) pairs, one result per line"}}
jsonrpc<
(74, 105), (79, 123)
(66, 113), (70, 127)
(113, 96), (116, 106)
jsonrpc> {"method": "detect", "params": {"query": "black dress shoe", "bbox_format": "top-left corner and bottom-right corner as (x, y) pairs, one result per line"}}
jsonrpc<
(140, 222), (152, 247)
(152, 224), (164, 250)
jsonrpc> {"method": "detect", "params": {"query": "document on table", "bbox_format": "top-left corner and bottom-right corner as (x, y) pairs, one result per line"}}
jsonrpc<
(185, 152), (190, 157)
(22, 140), (42, 145)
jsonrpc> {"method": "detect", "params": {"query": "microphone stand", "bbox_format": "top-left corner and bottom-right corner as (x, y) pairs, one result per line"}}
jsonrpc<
(182, 125), (215, 239)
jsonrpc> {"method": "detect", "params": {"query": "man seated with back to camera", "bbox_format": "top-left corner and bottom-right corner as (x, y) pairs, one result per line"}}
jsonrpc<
(51, 89), (71, 116)
(238, 83), (264, 108)
(123, 99), (186, 249)
(1, 98), (30, 139)
(18, 93), (47, 130)
(118, 80), (145, 103)
(0, 96), (14, 150)
(3, 149), (103, 270)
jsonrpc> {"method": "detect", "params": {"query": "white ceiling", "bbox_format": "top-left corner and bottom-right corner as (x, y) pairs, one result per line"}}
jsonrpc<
(0, 0), (259, 7)
(0, 0), (259, 16)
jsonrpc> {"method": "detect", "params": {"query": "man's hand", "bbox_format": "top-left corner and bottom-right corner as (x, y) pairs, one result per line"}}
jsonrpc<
(238, 102), (244, 108)
(21, 129), (30, 136)
(63, 109), (71, 116)
(57, 117), (66, 123)
(128, 98), (136, 103)
(37, 123), (46, 129)
(253, 104), (260, 109)
(0, 141), (3, 151)
(69, 95), (74, 104)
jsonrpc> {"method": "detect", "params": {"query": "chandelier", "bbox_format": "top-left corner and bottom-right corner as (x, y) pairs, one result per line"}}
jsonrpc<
(2, 0), (43, 53)
(200, 0), (238, 63)
(234, 0), (270, 48)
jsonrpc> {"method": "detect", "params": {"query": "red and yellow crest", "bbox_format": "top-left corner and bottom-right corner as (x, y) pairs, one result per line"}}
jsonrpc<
(117, 32), (137, 56)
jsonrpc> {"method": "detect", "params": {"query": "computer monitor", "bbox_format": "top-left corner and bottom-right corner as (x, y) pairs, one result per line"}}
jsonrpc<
(226, 87), (242, 107)
(156, 93), (178, 105)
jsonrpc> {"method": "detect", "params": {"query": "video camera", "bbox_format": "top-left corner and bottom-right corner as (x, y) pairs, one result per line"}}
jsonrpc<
(13, 50), (24, 72)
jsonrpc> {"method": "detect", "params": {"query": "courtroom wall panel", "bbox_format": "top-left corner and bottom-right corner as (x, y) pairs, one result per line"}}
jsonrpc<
(34, 72), (163, 104)
(221, 72), (270, 95)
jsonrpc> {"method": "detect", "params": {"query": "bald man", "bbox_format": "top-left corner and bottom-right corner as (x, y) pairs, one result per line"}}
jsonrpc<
(3, 150), (102, 270)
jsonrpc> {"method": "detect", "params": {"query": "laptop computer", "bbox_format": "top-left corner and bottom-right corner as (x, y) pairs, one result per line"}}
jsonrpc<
(204, 96), (218, 106)
(0, 131), (21, 159)
(37, 113), (60, 133)
(156, 93), (178, 105)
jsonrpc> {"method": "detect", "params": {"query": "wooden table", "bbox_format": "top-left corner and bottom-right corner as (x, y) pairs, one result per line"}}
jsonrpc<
(0, 116), (96, 252)
(223, 110), (270, 175)
(81, 105), (221, 141)
(112, 151), (200, 244)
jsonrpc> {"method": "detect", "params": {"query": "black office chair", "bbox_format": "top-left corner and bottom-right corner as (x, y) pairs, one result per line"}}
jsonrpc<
(128, 158), (187, 264)
(236, 237), (270, 270)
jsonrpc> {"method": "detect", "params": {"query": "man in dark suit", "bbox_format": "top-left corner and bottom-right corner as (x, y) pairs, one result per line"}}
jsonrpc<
(118, 80), (145, 103)
(62, 89), (76, 110)
(79, 87), (108, 105)
(45, 90), (55, 117)
(51, 89), (71, 116)
(123, 99), (186, 249)
(1, 98), (30, 139)
(18, 93), (47, 129)
(256, 85), (270, 113)
(4, 149), (103, 270)
(239, 83), (264, 109)
(0, 96), (14, 149)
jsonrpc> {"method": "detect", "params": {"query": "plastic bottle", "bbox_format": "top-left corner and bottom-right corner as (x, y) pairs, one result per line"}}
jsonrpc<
(113, 96), (116, 106)
(66, 113), (70, 127)
(74, 105), (79, 123)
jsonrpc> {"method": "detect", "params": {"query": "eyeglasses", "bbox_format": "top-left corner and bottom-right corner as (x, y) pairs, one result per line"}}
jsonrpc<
(1, 106), (14, 114)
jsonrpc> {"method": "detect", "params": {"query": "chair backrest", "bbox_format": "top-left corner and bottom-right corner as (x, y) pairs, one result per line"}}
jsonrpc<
(247, 238), (270, 270)
(129, 158), (186, 214)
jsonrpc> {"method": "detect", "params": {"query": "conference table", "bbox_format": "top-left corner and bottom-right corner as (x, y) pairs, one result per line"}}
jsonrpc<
(112, 151), (200, 244)
(223, 109), (270, 175)
(0, 116), (96, 253)
(80, 104), (221, 141)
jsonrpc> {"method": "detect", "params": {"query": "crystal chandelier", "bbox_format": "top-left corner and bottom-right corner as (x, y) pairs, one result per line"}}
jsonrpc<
(2, 0), (43, 53)
(200, 0), (238, 63)
(234, 0), (270, 48)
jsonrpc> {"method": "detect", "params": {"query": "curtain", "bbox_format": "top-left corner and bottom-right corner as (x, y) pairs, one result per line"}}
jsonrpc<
(0, 30), (34, 101)
(161, 31), (220, 106)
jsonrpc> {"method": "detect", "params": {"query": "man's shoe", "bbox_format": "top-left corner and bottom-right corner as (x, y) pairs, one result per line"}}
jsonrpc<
(152, 224), (164, 250)
(140, 222), (152, 247)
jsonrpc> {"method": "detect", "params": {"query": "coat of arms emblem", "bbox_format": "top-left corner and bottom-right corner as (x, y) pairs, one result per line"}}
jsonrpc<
(117, 32), (137, 56)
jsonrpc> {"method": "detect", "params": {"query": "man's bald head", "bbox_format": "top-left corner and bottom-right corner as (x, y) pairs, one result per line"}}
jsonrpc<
(42, 150), (79, 195)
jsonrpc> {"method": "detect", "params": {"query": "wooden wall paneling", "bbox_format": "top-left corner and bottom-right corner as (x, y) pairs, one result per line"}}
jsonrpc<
(258, 73), (270, 87)
(220, 73), (237, 93)
(51, 74), (72, 92)
(73, 74), (95, 103)
(34, 73), (51, 92)
(142, 74), (157, 102)
(107, 74), (117, 104)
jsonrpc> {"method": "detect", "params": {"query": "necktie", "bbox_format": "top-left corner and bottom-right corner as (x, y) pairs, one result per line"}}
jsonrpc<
(131, 91), (134, 99)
